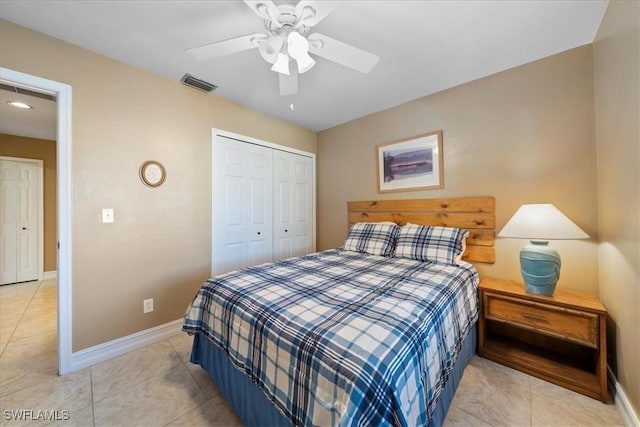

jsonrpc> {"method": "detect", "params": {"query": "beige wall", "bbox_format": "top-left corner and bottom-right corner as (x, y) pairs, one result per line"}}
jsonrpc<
(318, 45), (599, 294)
(593, 0), (640, 416)
(0, 20), (317, 351)
(3, 10), (637, 414)
(0, 134), (57, 272)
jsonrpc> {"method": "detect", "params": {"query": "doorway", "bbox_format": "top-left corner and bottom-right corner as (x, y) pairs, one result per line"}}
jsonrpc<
(0, 157), (43, 285)
(0, 67), (73, 374)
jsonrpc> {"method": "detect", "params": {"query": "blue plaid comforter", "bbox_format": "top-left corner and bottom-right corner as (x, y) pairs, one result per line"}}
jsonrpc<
(183, 249), (479, 426)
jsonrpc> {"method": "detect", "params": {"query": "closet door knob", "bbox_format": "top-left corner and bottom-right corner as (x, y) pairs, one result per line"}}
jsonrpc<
(257, 231), (261, 235)
(284, 229), (288, 233)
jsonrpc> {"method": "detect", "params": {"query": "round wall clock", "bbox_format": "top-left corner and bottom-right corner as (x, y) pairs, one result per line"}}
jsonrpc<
(139, 160), (166, 187)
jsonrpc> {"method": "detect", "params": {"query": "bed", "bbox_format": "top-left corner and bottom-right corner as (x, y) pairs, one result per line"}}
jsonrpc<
(183, 197), (495, 426)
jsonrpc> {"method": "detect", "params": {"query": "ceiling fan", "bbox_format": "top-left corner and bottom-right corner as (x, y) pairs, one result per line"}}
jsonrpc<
(186, 0), (379, 96)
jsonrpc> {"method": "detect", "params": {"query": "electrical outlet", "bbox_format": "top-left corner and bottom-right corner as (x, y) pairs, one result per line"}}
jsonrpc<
(143, 298), (154, 314)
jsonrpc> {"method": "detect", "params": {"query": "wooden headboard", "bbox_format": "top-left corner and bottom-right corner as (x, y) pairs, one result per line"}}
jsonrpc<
(347, 196), (495, 263)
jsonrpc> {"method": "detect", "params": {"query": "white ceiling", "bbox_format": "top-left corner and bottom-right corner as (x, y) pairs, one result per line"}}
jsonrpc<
(0, 89), (56, 141)
(0, 0), (608, 133)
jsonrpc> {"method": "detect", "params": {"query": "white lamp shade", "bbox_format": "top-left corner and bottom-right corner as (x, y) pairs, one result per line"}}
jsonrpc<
(295, 52), (315, 73)
(287, 31), (316, 74)
(287, 31), (307, 56)
(270, 52), (290, 75)
(258, 35), (283, 64)
(498, 204), (589, 240)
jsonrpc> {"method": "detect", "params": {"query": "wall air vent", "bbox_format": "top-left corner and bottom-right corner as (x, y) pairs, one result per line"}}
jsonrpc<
(180, 74), (218, 93)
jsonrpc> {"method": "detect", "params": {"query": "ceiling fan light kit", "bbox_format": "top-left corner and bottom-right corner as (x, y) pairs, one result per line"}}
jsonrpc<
(257, 35), (283, 63)
(287, 31), (316, 73)
(271, 52), (291, 75)
(255, 7), (317, 77)
(186, 0), (379, 96)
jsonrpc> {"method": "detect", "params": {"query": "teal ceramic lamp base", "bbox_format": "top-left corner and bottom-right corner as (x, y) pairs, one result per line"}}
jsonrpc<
(519, 240), (561, 296)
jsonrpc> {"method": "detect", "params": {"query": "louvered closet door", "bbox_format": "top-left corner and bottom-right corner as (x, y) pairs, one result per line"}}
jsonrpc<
(212, 136), (273, 276)
(273, 150), (313, 261)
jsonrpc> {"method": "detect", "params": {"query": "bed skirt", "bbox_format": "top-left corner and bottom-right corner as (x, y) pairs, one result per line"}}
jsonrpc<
(190, 326), (477, 427)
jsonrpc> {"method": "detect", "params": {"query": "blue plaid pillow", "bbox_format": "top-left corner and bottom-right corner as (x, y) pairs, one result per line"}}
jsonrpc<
(394, 224), (469, 265)
(343, 222), (399, 257)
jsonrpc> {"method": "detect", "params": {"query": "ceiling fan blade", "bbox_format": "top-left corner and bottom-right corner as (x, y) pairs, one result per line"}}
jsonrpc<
(307, 33), (379, 73)
(186, 33), (266, 61)
(243, 0), (281, 22)
(295, 0), (342, 27)
(279, 68), (298, 96)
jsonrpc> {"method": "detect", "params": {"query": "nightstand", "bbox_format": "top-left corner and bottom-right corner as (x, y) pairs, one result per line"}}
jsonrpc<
(478, 277), (607, 402)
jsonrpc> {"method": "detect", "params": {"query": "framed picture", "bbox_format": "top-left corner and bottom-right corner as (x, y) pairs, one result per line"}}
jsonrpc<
(376, 130), (443, 193)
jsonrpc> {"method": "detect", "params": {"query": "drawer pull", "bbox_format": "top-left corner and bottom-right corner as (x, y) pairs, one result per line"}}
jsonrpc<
(522, 312), (548, 322)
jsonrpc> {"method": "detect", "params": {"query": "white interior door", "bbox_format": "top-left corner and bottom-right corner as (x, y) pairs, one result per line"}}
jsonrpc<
(1, 159), (40, 285)
(273, 150), (314, 261)
(212, 136), (273, 276)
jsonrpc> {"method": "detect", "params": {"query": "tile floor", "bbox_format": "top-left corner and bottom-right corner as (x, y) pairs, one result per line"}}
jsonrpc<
(0, 279), (626, 426)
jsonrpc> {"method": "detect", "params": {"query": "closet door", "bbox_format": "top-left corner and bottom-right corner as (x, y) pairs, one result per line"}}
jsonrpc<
(1, 159), (40, 285)
(212, 136), (273, 276)
(273, 150), (314, 261)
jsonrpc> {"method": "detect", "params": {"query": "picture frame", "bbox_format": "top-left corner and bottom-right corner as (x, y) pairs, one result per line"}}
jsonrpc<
(376, 130), (443, 193)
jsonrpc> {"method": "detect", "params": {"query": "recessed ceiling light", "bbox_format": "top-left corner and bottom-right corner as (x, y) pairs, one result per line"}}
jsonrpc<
(290, 103), (294, 111)
(7, 101), (33, 109)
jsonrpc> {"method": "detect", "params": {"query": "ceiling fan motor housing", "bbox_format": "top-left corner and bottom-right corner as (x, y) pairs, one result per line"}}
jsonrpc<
(265, 4), (309, 37)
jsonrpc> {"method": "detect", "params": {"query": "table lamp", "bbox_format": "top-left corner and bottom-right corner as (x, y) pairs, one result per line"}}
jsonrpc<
(497, 204), (589, 296)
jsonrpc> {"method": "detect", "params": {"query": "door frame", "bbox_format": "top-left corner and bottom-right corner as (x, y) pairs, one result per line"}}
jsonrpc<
(0, 156), (44, 283)
(0, 67), (73, 375)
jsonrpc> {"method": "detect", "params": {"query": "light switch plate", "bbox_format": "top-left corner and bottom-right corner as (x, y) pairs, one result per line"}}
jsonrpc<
(102, 208), (114, 223)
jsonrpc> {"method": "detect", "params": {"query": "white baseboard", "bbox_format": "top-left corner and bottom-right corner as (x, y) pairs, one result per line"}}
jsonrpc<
(68, 319), (183, 372)
(43, 270), (57, 280)
(608, 366), (640, 427)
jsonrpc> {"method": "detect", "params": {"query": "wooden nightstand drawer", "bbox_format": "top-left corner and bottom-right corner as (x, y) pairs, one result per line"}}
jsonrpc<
(484, 293), (599, 348)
